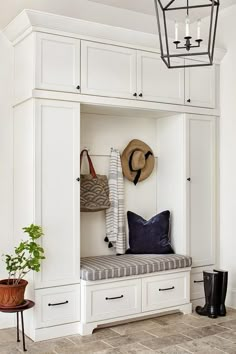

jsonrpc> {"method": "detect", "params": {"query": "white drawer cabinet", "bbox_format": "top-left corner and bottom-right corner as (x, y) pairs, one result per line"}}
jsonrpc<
(84, 279), (141, 322)
(81, 41), (137, 99)
(142, 272), (190, 312)
(190, 271), (205, 300)
(137, 51), (184, 105)
(35, 285), (80, 328)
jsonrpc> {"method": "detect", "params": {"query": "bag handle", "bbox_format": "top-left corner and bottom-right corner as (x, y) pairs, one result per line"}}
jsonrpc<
(80, 149), (97, 178)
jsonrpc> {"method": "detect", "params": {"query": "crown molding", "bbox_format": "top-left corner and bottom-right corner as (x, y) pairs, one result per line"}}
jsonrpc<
(2, 9), (226, 63)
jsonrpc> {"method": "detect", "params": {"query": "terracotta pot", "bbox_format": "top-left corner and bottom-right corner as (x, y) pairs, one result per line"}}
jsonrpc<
(0, 279), (28, 307)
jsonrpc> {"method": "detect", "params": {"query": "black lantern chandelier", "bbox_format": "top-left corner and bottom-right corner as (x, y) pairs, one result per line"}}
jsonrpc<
(154, 0), (220, 68)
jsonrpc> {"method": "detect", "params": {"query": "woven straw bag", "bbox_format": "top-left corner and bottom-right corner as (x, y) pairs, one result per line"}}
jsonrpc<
(80, 150), (110, 212)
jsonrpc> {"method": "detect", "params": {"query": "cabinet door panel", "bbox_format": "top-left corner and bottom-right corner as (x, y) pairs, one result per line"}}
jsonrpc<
(81, 41), (137, 99)
(35, 33), (80, 93)
(185, 61), (215, 108)
(137, 51), (184, 104)
(186, 116), (216, 267)
(35, 100), (80, 288)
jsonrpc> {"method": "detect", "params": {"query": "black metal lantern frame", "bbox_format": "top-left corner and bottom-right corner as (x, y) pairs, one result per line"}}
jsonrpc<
(154, 0), (220, 68)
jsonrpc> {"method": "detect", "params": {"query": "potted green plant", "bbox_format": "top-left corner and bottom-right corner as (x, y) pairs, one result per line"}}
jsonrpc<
(0, 224), (45, 307)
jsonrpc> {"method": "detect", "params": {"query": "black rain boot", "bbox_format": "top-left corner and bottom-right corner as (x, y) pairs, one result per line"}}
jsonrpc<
(213, 269), (228, 316)
(196, 271), (219, 319)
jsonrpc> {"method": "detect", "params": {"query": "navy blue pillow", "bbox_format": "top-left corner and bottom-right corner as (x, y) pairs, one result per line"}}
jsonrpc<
(126, 210), (174, 254)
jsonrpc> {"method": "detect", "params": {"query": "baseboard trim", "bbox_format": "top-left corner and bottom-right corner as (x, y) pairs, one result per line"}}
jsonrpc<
(27, 322), (81, 342)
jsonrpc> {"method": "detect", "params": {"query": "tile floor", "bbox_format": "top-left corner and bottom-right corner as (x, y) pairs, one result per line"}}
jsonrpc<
(1, 308), (236, 354)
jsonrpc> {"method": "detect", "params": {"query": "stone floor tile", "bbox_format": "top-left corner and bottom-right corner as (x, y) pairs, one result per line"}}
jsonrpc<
(152, 313), (185, 326)
(26, 337), (76, 353)
(218, 319), (236, 331)
(216, 331), (236, 343)
(178, 324), (229, 340)
(146, 323), (193, 338)
(178, 334), (236, 353)
(140, 334), (190, 351)
(119, 342), (154, 353)
(0, 327), (32, 345)
(155, 345), (192, 354)
(68, 328), (119, 345)
(111, 319), (158, 335)
(55, 340), (112, 354)
(178, 337), (227, 353)
(0, 343), (22, 354)
(103, 331), (157, 348)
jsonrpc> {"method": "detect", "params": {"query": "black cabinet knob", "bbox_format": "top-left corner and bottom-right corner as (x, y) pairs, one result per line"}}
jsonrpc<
(187, 178), (191, 181)
(76, 85), (80, 90)
(133, 93), (137, 97)
(76, 177), (80, 182)
(187, 99), (191, 103)
(139, 93), (143, 97)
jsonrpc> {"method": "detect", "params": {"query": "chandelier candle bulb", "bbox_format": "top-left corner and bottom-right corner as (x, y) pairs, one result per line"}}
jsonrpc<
(175, 22), (179, 41)
(185, 15), (190, 37)
(197, 19), (201, 39)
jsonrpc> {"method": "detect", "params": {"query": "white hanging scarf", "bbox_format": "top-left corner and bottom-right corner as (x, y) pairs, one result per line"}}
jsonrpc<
(105, 148), (126, 254)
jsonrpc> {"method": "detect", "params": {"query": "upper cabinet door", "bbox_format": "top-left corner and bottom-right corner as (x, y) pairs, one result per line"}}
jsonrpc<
(186, 116), (216, 267)
(185, 61), (216, 108)
(35, 33), (81, 93)
(137, 51), (184, 105)
(81, 41), (137, 99)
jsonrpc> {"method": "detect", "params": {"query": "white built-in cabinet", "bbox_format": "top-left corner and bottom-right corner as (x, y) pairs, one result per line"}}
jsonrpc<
(157, 114), (216, 307)
(137, 51), (184, 105)
(185, 60), (216, 108)
(13, 98), (81, 340)
(81, 41), (137, 99)
(35, 33), (81, 93)
(14, 31), (216, 109)
(6, 9), (221, 341)
(186, 116), (216, 268)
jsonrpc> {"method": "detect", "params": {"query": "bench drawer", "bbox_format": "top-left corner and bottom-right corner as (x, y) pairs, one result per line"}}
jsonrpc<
(142, 271), (190, 312)
(35, 284), (80, 328)
(85, 279), (141, 322)
(191, 271), (205, 300)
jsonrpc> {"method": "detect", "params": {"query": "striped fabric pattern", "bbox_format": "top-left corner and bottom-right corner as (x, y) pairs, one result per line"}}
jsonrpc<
(80, 254), (192, 281)
(105, 148), (126, 254)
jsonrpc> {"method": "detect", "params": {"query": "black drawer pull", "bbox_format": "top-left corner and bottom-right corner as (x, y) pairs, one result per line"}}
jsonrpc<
(159, 286), (175, 291)
(48, 300), (69, 307)
(194, 280), (204, 283)
(76, 85), (80, 90)
(105, 295), (124, 300)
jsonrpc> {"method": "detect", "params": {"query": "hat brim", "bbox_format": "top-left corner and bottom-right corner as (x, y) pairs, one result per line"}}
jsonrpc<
(121, 139), (155, 183)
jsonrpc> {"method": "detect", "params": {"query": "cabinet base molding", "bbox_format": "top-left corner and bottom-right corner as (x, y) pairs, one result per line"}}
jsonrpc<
(27, 322), (81, 342)
(79, 303), (192, 336)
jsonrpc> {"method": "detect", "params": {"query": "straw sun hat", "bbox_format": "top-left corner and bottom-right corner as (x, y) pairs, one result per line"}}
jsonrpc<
(121, 139), (155, 185)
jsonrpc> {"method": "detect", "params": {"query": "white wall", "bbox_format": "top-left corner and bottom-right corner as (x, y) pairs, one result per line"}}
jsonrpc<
(217, 5), (236, 308)
(0, 32), (14, 328)
(80, 113), (158, 257)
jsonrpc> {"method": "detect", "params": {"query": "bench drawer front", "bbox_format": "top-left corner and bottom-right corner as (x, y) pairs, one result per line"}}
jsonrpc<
(142, 272), (190, 312)
(85, 279), (141, 322)
(191, 271), (205, 300)
(35, 284), (80, 328)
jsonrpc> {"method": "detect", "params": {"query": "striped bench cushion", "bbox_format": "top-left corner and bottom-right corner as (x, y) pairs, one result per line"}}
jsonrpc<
(80, 254), (192, 281)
